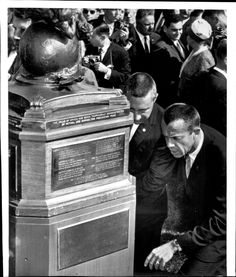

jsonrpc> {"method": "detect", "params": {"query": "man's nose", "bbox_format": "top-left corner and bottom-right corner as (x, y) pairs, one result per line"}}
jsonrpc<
(166, 137), (175, 148)
(14, 29), (22, 40)
(133, 112), (142, 122)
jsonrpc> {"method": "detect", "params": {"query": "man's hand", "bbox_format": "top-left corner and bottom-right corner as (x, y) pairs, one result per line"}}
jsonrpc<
(93, 62), (109, 73)
(118, 27), (129, 42)
(111, 27), (129, 43)
(144, 240), (177, 271)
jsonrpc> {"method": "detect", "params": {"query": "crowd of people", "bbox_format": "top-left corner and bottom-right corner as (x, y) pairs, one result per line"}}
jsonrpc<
(8, 8), (227, 276)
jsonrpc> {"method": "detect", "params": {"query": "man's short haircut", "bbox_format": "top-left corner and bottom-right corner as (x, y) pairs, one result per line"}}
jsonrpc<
(163, 13), (183, 27)
(202, 9), (226, 19)
(216, 38), (227, 60)
(136, 9), (155, 21)
(190, 9), (204, 18)
(93, 23), (110, 37)
(164, 103), (201, 132)
(125, 72), (157, 98)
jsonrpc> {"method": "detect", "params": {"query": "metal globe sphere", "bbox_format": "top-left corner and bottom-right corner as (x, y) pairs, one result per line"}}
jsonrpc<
(19, 21), (80, 76)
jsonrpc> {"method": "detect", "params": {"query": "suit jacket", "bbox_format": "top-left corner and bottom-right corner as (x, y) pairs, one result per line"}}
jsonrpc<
(128, 27), (161, 75)
(188, 67), (226, 136)
(86, 42), (131, 90)
(140, 124), (226, 267)
(129, 103), (164, 176)
(164, 125), (226, 266)
(150, 34), (188, 107)
(130, 103), (167, 233)
(178, 48), (215, 100)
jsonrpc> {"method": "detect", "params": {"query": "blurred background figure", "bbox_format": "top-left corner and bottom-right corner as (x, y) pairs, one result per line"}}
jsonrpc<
(82, 8), (101, 26)
(151, 13), (188, 107)
(202, 9), (227, 55)
(154, 9), (181, 34)
(127, 9), (161, 75)
(8, 8), (32, 79)
(124, 9), (137, 25)
(181, 9), (203, 49)
(93, 8), (125, 36)
(84, 23), (131, 90)
(178, 18), (215, 101)
(186, 38), (227, 136)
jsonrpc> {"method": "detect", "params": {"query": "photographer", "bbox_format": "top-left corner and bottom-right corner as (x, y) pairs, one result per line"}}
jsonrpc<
(84, 23), (131, 90)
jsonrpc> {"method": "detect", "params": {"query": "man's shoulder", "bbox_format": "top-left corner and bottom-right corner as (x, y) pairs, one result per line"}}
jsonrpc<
(201, 124), (226, 153)
(110, 41), (128, 54)
(149, 103), (164, 125)
(150, 32), (162, 44)
(153, 102), (164, 114)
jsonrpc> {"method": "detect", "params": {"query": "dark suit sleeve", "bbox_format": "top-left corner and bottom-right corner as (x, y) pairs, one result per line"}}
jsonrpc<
(177, 144), (226, 256)
(136, 136), (177, 198)
(109, 46), (131, 88)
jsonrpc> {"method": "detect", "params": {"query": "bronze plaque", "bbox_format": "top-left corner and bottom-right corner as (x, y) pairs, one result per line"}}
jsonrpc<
(47, 108), (129, 129)
(51, 134), (125, 191)
(58, 210), (129, 270)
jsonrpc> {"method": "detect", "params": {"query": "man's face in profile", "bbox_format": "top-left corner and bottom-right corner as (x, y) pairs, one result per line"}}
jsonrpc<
(161, 119), (197, 158)
(129, 90), (156, 124)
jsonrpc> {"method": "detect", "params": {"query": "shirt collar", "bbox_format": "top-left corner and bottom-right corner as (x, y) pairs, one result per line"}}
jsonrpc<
(101, 39), (111, 53)
(188, 128), (204, 163)
(136, 28), (149, 41)
(191, 45), (209, 57)
(214, 66), (227, 79)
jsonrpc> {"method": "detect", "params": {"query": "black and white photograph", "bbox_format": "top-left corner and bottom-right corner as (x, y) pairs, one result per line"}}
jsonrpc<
(1, 1), (236, 276)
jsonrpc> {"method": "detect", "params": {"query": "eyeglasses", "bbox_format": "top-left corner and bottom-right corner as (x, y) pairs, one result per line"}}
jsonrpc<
(83, 9), (96, 15)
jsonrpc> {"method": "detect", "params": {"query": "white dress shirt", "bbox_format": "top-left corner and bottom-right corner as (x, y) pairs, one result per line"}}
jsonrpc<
(99, 40), (112, 80)
(136, 29), (150, 52)
(129, 123), (140, 141)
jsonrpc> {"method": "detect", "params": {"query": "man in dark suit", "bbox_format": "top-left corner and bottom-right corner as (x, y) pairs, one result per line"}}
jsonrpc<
(125, 72), (167, 274)
(127, 9), (161, 75)
(144, 103), (226, 276)
(151, 13), (188, 107)
(85, 23), (131, 90)
(92, 9), (125, 36)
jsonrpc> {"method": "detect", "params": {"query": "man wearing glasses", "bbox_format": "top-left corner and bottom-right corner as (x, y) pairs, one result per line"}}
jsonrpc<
(82, 8), (101, 27)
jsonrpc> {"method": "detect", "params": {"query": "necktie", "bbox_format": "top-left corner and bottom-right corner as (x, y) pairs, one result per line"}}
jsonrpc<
(185, 154), (191, 178)
(144, 36), (149, 54)
(176, 41), (185, 59)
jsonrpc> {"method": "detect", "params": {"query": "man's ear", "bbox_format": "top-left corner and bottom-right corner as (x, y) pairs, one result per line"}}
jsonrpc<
(193, 126), (201, 136)
(153, 93), (158, 102)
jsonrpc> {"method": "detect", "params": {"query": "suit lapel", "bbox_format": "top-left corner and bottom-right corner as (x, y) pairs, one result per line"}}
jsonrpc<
(135, 30), (147, 55)
(131, 121), (152, 147)
(101, 43), (112, 65)
(163, 34), (186, 61)
(130, 104), (159, 148)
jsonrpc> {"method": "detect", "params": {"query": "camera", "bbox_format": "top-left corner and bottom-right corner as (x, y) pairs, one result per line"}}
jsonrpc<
(114, 20), (129, 31)
(83, 55), (100, 67)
